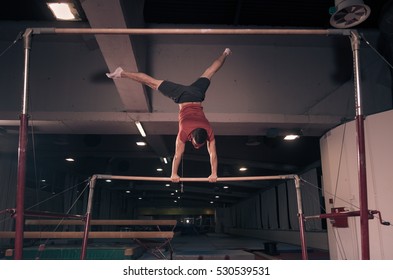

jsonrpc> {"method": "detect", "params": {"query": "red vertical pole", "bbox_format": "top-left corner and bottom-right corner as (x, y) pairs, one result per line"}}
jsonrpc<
(14, 29), (33, 260)
(351, 31), (370, 260)
(15, 115), (28, 259)
(356, 115), (370, 259)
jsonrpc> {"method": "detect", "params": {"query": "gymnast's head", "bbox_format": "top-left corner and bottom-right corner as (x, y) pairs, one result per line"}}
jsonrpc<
(190, 128), (208, 149)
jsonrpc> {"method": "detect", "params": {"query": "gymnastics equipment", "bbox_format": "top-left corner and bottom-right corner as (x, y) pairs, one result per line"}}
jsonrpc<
(10, 27), (369, 260)
(1, 218), (177, 259)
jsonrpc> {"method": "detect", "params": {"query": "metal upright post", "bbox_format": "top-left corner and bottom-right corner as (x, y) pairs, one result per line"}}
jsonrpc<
(14, 28), (33, 260)
(350, 30), (370, 260)
(80, 176), (97, 260)
(294, 175), (308, 260)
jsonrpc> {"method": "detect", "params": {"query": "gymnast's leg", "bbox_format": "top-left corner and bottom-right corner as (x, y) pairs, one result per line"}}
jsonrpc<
(106, 67), (163, 90)
(200, 48), (231, 80)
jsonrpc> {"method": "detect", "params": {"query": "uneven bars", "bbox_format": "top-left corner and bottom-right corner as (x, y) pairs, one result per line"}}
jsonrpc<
(81, 173), (307, 260)
(31, 27), (351, 36)
(91, 174), (298, 182)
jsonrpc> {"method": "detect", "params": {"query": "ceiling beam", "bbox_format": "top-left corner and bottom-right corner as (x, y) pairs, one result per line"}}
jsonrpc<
(0, 111), (342, 136)
(81, 0), (150, 112)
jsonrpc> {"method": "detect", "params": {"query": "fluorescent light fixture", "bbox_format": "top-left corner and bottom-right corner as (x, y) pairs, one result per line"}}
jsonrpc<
(47, 3), (80, 21)
(162, 157), (168, 164)
(65, 157), (75, 162)
(156, 168), (163, 172)
(284, 134), (300, 141)
(135, 121), (146, 137)
(239, 167), (247, 172)
(136, 141), (146, 146)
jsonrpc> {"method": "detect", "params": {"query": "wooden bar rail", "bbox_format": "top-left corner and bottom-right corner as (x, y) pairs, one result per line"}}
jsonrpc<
(0, 219), (177, 239)
(24, 219), (177, 226)
(0, 231), (174, 239)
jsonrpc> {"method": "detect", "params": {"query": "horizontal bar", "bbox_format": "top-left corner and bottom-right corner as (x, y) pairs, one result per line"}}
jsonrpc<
(24, 210), (84, 220)
(26, 219), (177, 226)
(31, 28), (352, 36)
(0, 231), (174, 239)
(94, 174), (297, 182)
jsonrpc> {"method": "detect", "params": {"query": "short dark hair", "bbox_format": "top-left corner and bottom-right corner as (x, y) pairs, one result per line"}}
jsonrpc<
(191, 128), (208, 144)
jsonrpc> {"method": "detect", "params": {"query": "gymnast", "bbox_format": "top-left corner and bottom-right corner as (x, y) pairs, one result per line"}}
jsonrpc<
(106, 48), (232, 182)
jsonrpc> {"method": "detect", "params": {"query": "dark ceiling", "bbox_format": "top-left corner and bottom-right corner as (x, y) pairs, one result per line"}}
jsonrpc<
(1, 1), (388, 29)
(1, 0), (391, 209)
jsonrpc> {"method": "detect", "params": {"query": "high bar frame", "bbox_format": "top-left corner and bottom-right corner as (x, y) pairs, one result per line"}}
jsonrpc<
(10, 27), (369, 260)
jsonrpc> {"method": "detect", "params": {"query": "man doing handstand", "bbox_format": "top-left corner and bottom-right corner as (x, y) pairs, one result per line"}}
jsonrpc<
(106, 48), (232, 182)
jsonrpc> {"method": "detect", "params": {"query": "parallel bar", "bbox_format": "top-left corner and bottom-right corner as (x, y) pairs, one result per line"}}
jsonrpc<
(0, 231), (174, 239)
(24, 210), (84, 220)
(25, 219), (177, 226)
(32, 28), (351, 36)
(94, 174), (296, 182)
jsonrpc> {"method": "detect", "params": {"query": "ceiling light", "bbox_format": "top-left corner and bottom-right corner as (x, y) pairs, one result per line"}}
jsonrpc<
(136, 141), (146, 146)
(125, 190), (131, 193)
(47, 3), (81, 21)
(284, 134), (300, 141)
(65, 157), (75, 162)
(156, 168), (163, 172)
(135, 121), (146, 137)
(239, 167), (247, 172)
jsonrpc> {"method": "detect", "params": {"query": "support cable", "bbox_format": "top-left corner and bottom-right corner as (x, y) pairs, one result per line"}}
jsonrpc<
(0, 31), (23, 58)
(33, 181), (90, 259)
(360, 33), (393, 70)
